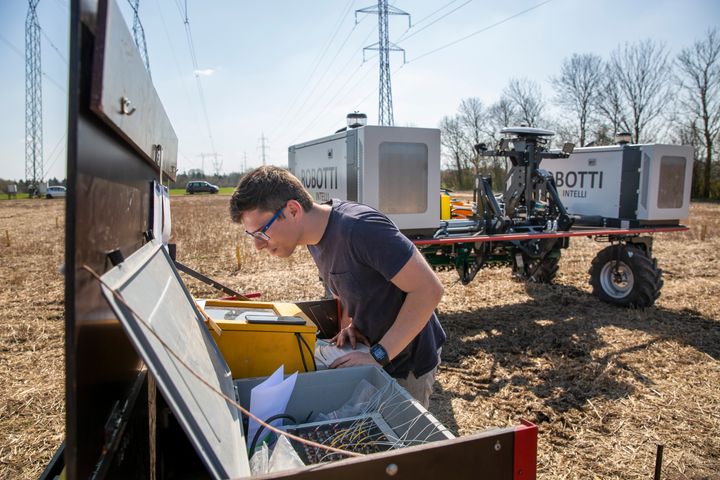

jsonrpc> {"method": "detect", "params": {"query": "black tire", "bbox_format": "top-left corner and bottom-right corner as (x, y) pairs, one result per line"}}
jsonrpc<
(589, 244), (662, 308)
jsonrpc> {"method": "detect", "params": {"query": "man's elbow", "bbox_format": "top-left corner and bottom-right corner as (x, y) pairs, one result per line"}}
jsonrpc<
(428, 276), (444, 307)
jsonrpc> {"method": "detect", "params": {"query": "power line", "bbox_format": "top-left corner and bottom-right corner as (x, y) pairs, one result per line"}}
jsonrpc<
(178, 1), (218, 156)
(39, 26), (67, 64)
(43, 132), (67, 178)
(1, 32), (66, 91)
(267, 0), (359, 139)
(409, 0), (553, 64)
(394, 0), (473, 44)
(407, 0), (465, 28)
(278, 20), (377, 143)
(153, 0), (196, 110)
(290, 57), (378, 143)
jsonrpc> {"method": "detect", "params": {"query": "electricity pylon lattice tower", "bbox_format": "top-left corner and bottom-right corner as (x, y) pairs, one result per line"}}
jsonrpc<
(356, 0), (410, 126)
(128, 0), (151, 77)
(25, 0), (43, 192)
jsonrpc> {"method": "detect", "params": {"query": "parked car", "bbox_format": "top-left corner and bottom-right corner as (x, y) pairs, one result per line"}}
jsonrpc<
(46, 186), (67, 198)
(185, 181), (219, 194)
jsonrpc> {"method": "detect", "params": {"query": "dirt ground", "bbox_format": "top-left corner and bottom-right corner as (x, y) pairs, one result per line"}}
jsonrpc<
(1, 196), (718, 479)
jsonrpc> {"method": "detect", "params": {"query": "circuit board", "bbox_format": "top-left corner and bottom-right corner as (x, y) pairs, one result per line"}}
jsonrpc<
(287, 413), (400, 464)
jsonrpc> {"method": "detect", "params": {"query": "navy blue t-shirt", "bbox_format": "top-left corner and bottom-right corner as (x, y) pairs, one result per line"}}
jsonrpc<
(307, 199), (446, 378)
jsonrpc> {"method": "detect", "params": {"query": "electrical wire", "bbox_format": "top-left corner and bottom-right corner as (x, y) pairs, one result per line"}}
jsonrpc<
(0, 33), (65, 92)
(177, 1), (218, 156)
(267, 0), (360, 140)
(249, 413), (298, 455)
(294, 333), (309, 372)
(273, 16), (376, 145)
(42, 132), (67, 179)
(393, 0), (473, 44)
(294, 332), (317, 372)
(407, 0), (465, 28)
(39, 26), (68, 65)
(289, 56), (378, 144)
(409, 0), (553, 64)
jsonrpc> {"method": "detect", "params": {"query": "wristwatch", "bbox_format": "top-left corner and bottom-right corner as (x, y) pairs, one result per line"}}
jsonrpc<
(370, 343), (390, 367)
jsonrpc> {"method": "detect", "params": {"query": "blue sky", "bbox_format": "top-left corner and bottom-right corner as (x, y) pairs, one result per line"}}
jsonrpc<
(1, 0), (719, 181)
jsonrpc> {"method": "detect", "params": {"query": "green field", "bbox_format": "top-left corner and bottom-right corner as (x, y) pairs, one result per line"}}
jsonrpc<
(169, 187), (234, 196)
(2, 187), (235, 200)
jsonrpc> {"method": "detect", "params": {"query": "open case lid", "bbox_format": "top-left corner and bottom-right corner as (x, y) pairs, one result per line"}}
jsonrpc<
(99, 239), (251, 478)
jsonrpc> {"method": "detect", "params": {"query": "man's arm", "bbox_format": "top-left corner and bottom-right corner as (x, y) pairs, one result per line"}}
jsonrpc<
(378, 248), (444, 360)
(331, 249), (443, 368)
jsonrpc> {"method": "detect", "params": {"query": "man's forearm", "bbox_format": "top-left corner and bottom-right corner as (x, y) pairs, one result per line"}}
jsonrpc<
(379, 286), (442, 360)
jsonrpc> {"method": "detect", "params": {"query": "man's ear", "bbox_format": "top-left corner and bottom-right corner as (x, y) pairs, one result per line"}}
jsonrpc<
(286, 199), (303, 219)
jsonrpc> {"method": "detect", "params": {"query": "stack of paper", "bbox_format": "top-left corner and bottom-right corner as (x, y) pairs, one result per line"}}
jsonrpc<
(246, 366), (297, 450)
(314, 339), (370, 370)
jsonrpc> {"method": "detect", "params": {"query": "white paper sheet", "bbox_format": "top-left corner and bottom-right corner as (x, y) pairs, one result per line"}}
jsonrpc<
(161, 184), (171, 244)
(314, 338), (370, 370)
(151, 181), (172, 245)
(246, 365), (298, 451)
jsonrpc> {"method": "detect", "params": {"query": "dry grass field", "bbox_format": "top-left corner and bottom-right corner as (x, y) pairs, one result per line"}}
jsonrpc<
(1, 195), (719, 479)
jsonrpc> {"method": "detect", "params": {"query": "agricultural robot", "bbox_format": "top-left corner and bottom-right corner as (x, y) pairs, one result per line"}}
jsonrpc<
(290, 122), (692, 309)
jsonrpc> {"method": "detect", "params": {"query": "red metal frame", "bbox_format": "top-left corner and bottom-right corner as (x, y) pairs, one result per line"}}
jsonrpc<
(412, 225), (689, 246)
(514, 420), (538, 480)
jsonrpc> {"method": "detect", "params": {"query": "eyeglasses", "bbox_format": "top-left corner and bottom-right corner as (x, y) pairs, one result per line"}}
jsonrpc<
(245, 206), (285, 241)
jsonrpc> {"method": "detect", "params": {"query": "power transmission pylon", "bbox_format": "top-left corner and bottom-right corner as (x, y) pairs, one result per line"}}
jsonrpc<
(210, 153), (223, 177)
(356, 0), (410, 126)
(258, 133), (269, 166)
(128, 0), (151, 77)
(25, 0), (43, 195)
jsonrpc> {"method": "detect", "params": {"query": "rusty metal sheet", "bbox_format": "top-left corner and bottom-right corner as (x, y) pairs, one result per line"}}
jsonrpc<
(90, 0), (178, 181)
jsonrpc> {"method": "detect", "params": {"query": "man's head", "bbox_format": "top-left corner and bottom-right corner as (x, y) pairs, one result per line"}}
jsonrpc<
(230, 166), (314, 257)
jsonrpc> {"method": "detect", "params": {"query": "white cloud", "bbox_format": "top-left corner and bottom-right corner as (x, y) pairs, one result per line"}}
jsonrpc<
(194, 68), (216, 77)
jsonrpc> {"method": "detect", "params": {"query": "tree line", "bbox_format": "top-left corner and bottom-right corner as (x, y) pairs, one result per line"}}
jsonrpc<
(439, 30), (720, 199)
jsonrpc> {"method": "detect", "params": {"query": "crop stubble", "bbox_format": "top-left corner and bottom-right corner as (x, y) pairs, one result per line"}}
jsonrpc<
(0, 196), (718, 479)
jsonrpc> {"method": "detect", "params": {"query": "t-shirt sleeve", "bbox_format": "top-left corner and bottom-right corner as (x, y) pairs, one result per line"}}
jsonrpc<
(349, 211), (416, 281)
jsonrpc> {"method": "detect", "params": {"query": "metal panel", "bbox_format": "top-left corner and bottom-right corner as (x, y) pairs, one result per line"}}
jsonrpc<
(378, 142), (429, 213)
(90, 0), (178, 180)
(289, 134), (348, 203)
(66, 0), (173, 476)
(619, 146), (641, 219)
(359, 126), (441, 234)
(100, 241), (250, 479)
(346, 128), (359, 202)
(258, 430), (516, 480)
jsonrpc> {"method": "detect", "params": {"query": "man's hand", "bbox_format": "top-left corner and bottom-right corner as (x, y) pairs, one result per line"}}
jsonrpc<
(330, 324), (370, 349)
(330, 351), (378, 369)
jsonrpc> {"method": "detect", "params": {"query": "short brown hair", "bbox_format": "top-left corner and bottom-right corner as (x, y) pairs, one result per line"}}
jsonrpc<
(229, 166), (314, 223)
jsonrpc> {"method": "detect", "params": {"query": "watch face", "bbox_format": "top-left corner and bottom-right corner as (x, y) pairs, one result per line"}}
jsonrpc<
(371, 344), (389, 365)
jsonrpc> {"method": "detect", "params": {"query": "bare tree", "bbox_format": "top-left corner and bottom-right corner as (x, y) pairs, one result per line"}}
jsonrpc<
(595, 64), (629, 142)
(458, 98), (490, 174)
(550, 53), (604, 147)
(487, 97), (517, 138)
(458, 98), (486, 146)
(608, 39), (671, 143)
(439, 115), (470, 188)
(504, 78), (545, 127)
(676, 28), (720, 198)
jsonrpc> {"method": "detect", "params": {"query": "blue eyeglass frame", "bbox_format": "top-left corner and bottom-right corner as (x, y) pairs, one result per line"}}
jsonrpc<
(245, 206), (285, 241)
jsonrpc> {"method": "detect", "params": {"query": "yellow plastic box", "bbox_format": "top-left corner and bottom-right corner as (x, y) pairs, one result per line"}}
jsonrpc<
(199, 299), (317, 379)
